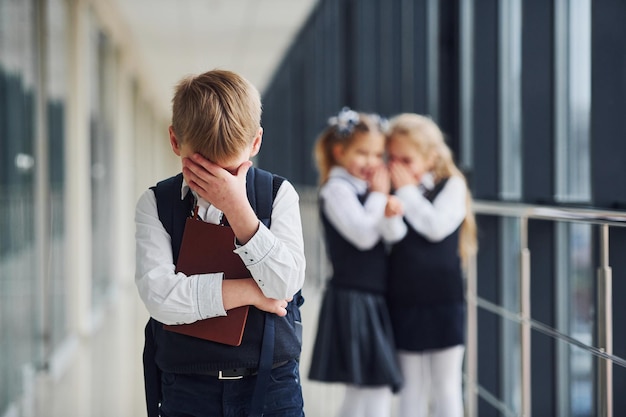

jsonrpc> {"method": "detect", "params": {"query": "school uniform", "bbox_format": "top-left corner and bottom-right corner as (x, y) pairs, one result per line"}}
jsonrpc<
(387, 174), (467, 352)
(135, 168), (305, 417)
(308, 167), (403, 393)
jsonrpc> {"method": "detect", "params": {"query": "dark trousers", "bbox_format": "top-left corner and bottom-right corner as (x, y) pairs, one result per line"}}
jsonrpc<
(159, 360), (304, 417)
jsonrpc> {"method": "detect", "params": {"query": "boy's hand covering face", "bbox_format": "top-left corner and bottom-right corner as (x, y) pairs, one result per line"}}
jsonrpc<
(182, 153), (252, 216)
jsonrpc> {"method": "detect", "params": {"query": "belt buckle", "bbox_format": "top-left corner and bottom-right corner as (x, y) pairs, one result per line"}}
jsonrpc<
(218, 370), (245, 380)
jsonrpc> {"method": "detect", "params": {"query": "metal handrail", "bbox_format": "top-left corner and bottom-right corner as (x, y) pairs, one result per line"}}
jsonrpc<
(473, 200), (626, 227)
(465, 200), (624, 417)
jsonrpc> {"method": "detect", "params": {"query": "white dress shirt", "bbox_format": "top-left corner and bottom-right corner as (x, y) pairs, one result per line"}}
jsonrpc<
(320, 166), (405, 250)
(390, 173), (467, 243)
(134, 176), (306, 325)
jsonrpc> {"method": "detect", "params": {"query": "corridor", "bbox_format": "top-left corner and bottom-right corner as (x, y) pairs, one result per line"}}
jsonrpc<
(32, 280), (351, 417)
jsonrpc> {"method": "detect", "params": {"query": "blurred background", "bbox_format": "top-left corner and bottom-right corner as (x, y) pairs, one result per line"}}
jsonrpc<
(2, 0), (626, 416)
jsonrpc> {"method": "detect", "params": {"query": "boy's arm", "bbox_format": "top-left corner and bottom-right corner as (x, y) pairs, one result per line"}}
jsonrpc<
(222, 279), (289, 317)
(134, 189), (288, 325)
(183, 155), (306, 300)
(233, 180), (306, 300)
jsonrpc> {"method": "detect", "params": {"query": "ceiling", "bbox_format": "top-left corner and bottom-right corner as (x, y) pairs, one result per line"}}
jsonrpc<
(110, 0), (319, 118)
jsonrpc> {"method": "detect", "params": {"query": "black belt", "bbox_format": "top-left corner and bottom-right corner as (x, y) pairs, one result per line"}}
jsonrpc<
(208, 361), (289, 380)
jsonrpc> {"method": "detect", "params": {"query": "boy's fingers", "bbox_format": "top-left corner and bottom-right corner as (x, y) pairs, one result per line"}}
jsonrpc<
(279, 303), (288, 316)
(191, 153), (222, 176)
(182, 166), (201, 189)
(183, 159), (210, 183)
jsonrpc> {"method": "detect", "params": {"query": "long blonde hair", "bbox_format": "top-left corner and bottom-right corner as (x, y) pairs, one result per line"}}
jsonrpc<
(388, 113), (478, 269)
(314, 107), (387, 185)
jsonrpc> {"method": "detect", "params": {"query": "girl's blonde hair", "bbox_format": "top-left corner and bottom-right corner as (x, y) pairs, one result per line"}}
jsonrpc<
(388, 113), (478, 269)
(314, 107), (386, 185)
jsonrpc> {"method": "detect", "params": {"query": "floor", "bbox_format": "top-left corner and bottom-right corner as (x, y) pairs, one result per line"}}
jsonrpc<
(32, 280), (351, 417)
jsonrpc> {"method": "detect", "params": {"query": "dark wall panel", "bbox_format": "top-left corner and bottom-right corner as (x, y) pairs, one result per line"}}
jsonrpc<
(609, 227), (626, 411)
(471, 0), (499, 199)
(475, 216), (500, 414)
(529, 220), (556, 416)
(261, 0), (437, 185)
(522, 0), (554, 204)
(591, 0), (626, 209)
(438, 0), (460, 154)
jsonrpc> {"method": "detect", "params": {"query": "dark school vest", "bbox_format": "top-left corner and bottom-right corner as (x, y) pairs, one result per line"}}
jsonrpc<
(387, 178), (464, 306)
(143, 168), (304, 416)
(319, 193), (388, 294)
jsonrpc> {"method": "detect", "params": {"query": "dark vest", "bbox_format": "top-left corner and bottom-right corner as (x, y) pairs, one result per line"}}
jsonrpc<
(388, 178), (464, 306)
(147, 168), (303, 373)
(320, 193), (388, 294)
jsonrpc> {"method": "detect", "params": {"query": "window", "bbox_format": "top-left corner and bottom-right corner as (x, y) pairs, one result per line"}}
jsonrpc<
(555, 0), (591, 202)
(554, 1), (593, 415)
(499, 0), (522, 200)
(0, 0), (40, 413)
(88, 15), (116, 307)
(556, 222), (593, 417)
(46, 0), (69, 356)
(459, 0), (474, 171)
(501, 217), (522, 413)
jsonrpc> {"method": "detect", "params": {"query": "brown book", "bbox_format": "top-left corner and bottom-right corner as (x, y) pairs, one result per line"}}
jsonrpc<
(163, 217), (250, 346)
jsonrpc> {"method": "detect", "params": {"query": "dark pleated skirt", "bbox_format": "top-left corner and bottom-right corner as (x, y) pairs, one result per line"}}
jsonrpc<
(307, 287), (403, 393)
(389, 302), (466, 352)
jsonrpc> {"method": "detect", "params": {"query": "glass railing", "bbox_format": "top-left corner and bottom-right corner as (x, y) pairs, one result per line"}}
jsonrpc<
(465, 200), (626, 417)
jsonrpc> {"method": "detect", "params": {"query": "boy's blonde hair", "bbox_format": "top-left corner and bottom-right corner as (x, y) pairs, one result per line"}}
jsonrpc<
(314, 107), (387, 185)
(388, 113), (478, 269)
(171, 69), (262, 162)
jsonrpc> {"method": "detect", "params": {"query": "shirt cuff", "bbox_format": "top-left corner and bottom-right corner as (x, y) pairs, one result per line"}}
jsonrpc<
(233, 223), (276, 289)
(196, 273), (227, 318)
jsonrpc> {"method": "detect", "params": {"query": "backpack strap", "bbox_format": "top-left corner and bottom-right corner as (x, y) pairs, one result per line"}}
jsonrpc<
(246, 166), (283, 228)
(245, 167), (281, 417)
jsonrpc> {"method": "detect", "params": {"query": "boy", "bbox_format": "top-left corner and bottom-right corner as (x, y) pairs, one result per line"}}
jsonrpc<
(135, 69), (306, 417)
